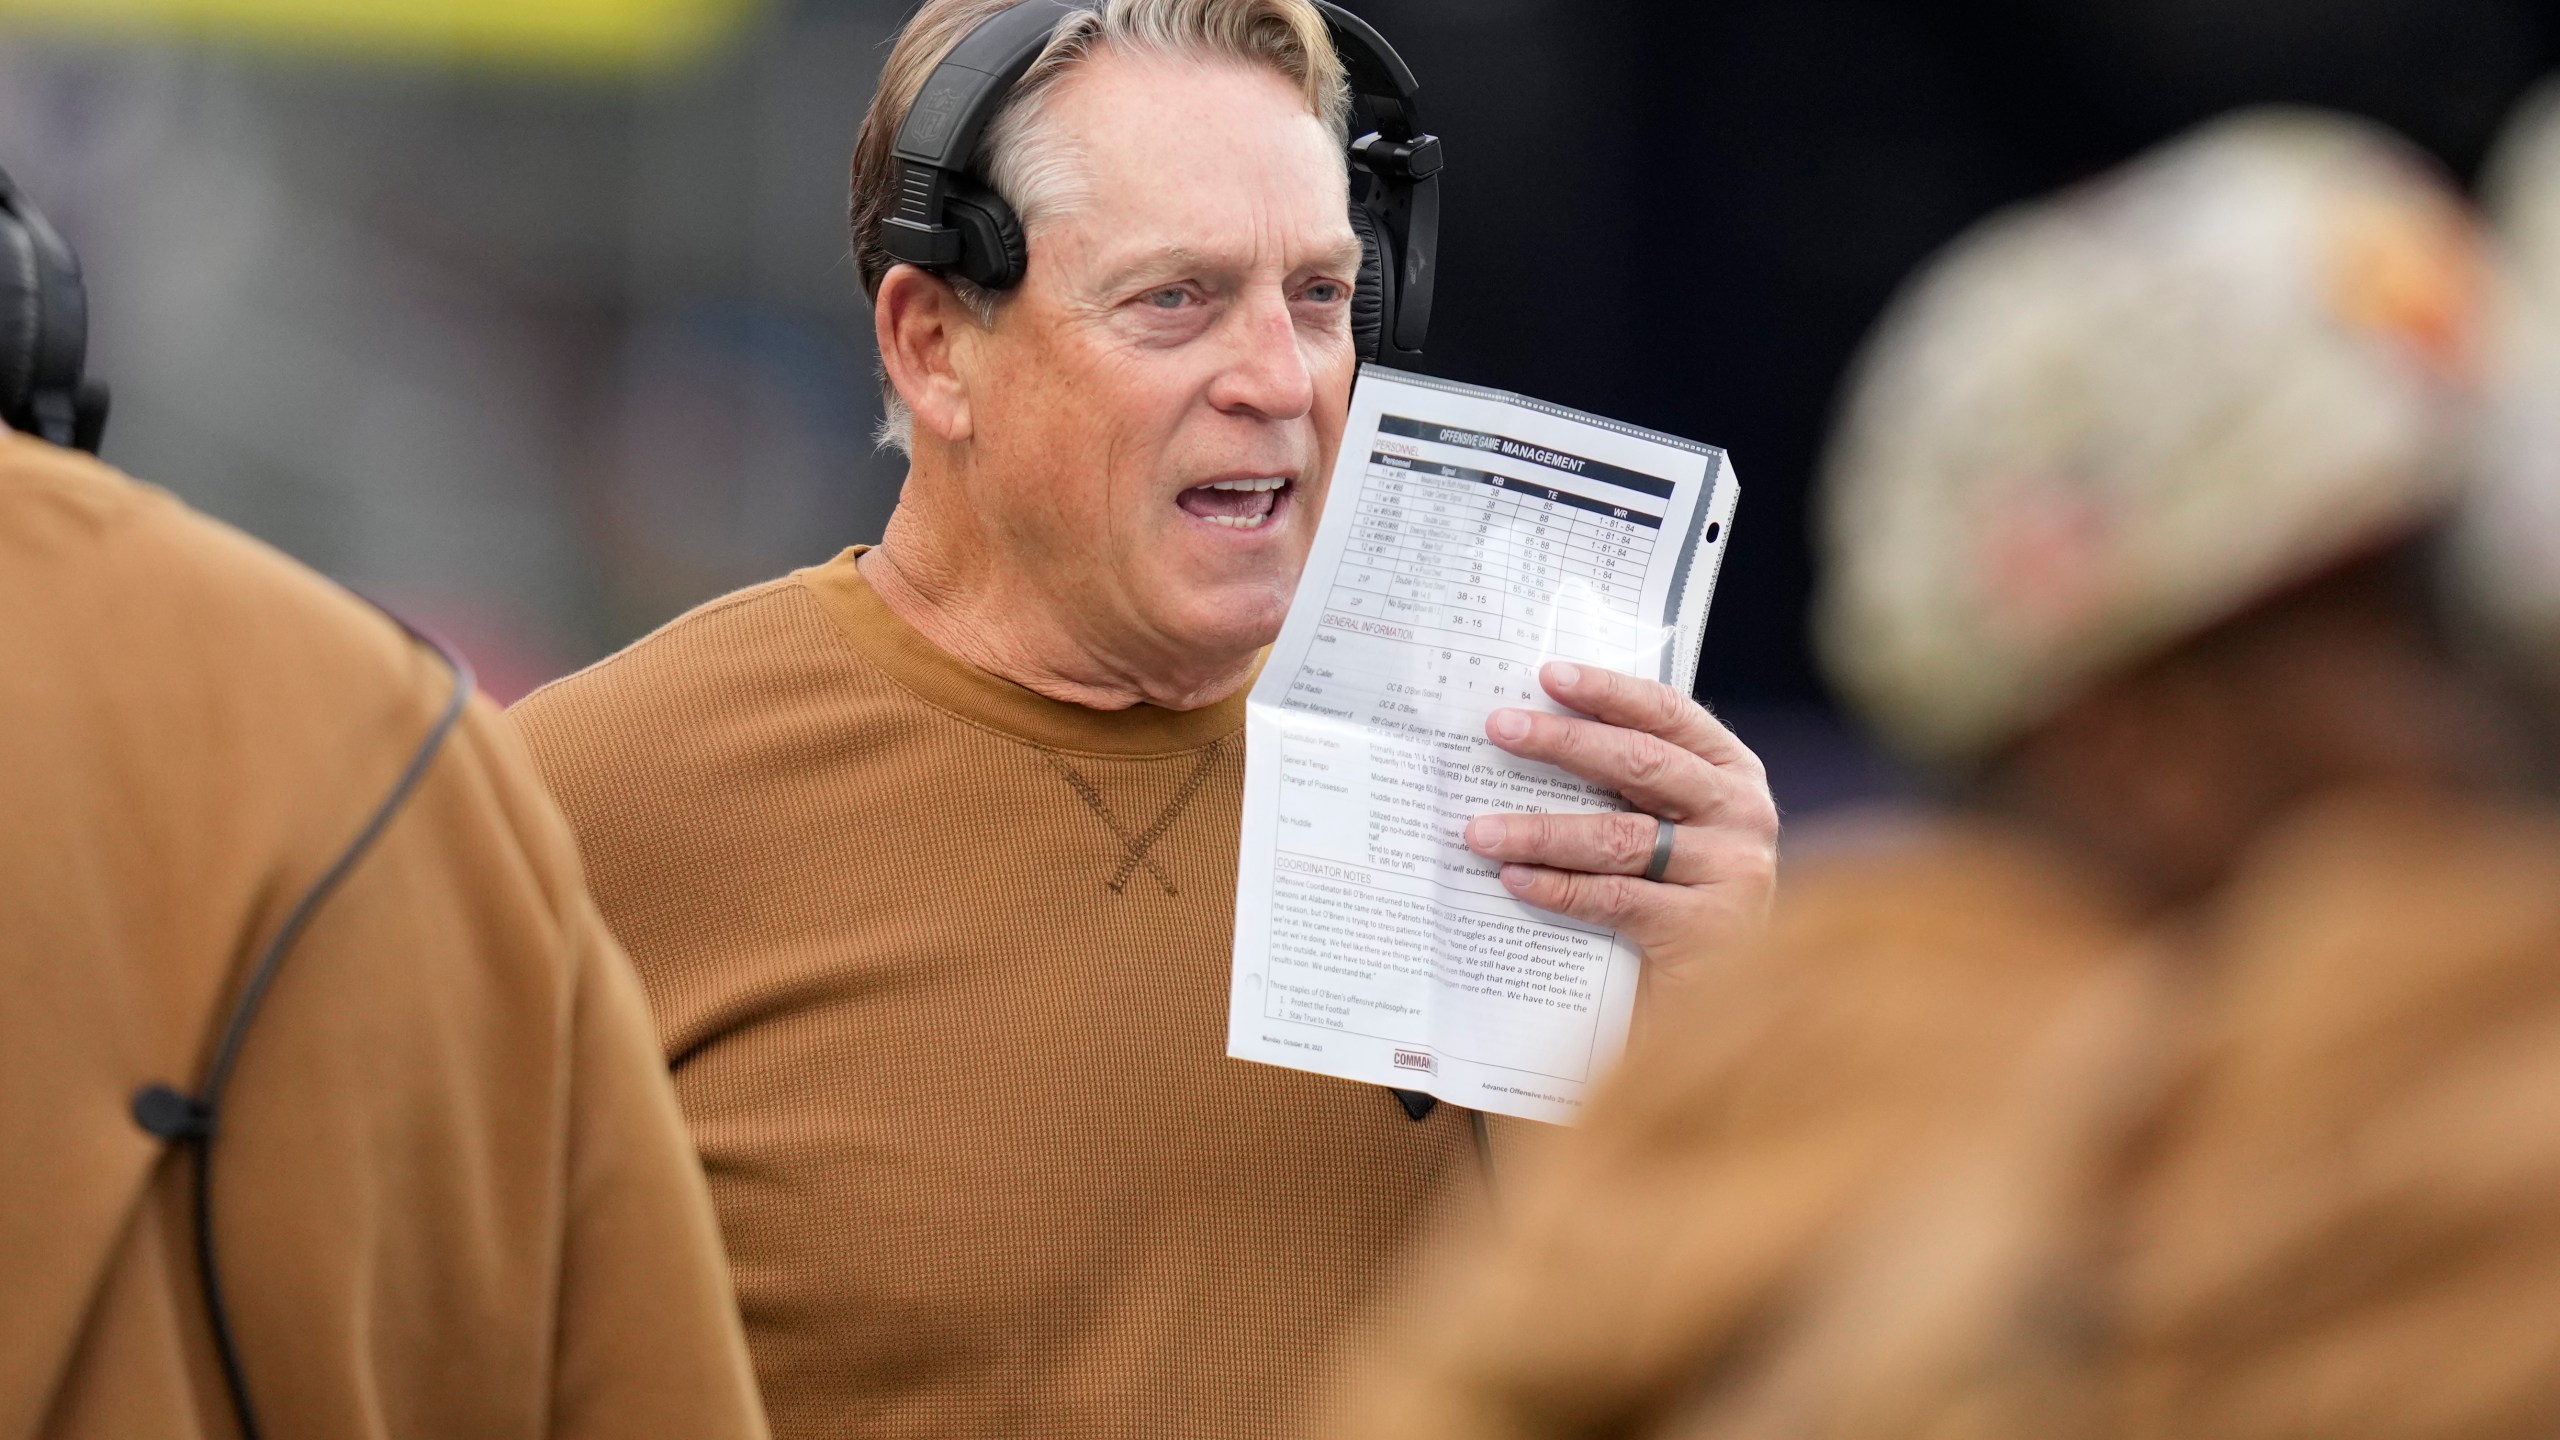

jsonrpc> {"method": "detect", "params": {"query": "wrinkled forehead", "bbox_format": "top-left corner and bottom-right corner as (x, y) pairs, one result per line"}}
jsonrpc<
(1039, 49), (1357, 274)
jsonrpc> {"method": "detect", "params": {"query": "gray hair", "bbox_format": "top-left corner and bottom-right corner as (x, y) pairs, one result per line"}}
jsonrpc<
(847, 0), (1351, 455)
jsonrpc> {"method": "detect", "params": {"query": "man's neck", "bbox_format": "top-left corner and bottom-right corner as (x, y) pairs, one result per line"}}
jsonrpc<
(855, 539), (1258, 713)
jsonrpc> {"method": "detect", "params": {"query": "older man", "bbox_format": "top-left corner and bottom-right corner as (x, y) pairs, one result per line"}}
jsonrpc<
(511, 1), (1778, 1436)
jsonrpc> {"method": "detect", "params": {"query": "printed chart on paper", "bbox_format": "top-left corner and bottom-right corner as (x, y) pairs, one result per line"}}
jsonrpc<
(1228, 366), (1739, 1123)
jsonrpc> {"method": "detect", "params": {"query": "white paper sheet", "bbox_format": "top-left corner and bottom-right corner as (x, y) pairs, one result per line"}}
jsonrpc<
(1227, 366), (1739, 1123)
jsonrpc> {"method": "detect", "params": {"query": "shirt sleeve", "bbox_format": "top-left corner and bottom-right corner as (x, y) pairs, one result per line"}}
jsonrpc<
(543, 871), (771, 1440)
(470, 704), (771, 1440)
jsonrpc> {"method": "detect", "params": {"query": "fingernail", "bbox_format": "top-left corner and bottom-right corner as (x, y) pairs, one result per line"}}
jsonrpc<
(1468, 816), (1506, 850)
(1490, 710), (1530, 743)
(1500, 864), (1533, 891)
(1548, 661), (1581, 690)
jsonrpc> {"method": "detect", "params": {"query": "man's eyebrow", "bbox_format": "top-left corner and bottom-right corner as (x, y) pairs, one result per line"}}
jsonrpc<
(1315, 237), (1366, 275)
(1096, 246), (1219, 292)
(1093, 238), (1368, 293)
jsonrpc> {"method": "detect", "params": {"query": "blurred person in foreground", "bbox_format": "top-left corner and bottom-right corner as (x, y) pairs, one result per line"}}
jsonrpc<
(0, 199), (766, 1433)
(507, 0), (1779, 1434)
(2453, 78), (2560, 740)
(1343, 110), (2560, 1440)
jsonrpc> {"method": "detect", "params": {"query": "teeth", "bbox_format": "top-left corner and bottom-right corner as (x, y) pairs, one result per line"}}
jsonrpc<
(1202, 512), (1271, 529)
(1203, 476), (1287, 492)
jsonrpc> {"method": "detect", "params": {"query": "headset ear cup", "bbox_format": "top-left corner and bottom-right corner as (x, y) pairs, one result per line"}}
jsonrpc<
(944, 178), (1030, 291)
(0, 171), (99, 449)
(73, 380), (110, 456)
(1347, 199), (1387, 363)
(0, 211), (36, 428)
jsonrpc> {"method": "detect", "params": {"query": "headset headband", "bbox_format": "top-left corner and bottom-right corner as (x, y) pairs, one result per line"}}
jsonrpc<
(879, 0), (1441, 365)
(882, 0), (1086, 269)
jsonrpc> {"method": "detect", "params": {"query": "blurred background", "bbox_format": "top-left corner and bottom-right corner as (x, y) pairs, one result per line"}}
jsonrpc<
(5, 0), (2557, 810)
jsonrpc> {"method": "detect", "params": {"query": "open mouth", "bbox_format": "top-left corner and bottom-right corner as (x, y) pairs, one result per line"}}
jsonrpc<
(1176, 476), (1291, 531)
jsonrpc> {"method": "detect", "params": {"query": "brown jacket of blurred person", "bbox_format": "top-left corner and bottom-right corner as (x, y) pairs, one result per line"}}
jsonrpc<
(1341, 553), (2560, 1440)
(0, 429), (771, 1440)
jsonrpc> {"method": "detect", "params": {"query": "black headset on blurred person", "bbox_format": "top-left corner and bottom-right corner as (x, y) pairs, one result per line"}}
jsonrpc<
(0, 163), (111, 454)
(879, 0), (1443, 367)
(0, 159), (474, 1440)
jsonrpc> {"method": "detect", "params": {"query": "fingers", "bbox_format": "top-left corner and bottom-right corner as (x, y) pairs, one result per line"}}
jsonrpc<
(1493, 862), (1656, 931)
(1467, 810), (1777, 904)
(1466, 810), (1696, 884)
(1539, 661), (1760, 775)
(1468, 663), (1781, 968)
(1484, 664), (1772, 827)
(1489, 830), (1777, 962)
(1484, 707), (1724, 825)
(1489, 835), (1775, 937)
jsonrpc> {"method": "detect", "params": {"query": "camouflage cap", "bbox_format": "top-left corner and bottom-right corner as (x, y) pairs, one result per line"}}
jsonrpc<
(1817, 108), (2485, 771)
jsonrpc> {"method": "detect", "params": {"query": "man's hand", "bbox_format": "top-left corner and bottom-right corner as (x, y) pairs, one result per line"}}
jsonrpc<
(1463, 661), (1779, 1007)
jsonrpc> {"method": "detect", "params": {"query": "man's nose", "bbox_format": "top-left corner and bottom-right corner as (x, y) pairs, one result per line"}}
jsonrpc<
(1207, 290), (1316, 422)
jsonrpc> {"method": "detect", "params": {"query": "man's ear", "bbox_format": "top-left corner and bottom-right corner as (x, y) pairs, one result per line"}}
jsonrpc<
(876, 265), (977, 445)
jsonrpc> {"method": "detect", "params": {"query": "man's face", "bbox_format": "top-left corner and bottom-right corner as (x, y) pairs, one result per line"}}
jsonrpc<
(951, 48), (1360, 676)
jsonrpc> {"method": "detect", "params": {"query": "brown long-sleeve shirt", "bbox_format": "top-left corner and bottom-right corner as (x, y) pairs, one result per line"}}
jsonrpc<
(0, 432), (769, 1440)
(511, 548), (1485, 1439)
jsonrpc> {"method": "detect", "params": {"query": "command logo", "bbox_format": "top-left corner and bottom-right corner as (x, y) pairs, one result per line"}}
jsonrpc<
(1391, 1048), (1435, 1073)
(907, 76), (967, 149)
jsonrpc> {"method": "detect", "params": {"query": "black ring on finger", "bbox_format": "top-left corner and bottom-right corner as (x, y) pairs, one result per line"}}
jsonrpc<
(1642, 816), (1676, 882)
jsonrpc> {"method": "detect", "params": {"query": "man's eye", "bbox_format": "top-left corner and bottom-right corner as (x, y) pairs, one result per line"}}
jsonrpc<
(1146, 287), (1191, 310)
(1304, 281), (1347, 304)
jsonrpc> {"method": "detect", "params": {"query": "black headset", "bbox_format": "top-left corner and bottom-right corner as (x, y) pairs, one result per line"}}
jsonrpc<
(0, 163), (110, 454)
(879, 0), (1443, 367)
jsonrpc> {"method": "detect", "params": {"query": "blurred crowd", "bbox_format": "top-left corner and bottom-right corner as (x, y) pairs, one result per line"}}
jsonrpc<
(0, 3), (907, 698)
(17, 0), (2560, 1435)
